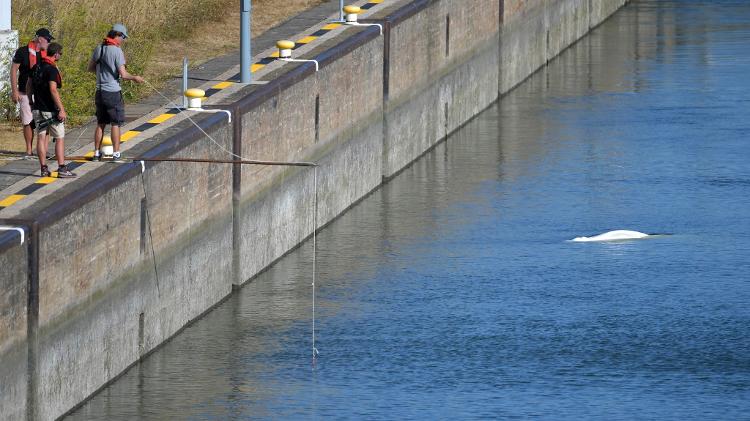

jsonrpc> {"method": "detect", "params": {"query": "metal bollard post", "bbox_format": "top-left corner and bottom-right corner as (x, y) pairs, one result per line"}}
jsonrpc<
(182, 57), (188, 108)
(240, 0), (252, 83)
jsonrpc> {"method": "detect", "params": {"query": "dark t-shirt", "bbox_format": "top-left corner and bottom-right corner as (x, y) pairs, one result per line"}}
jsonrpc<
(31, 63), (63, 112)
(11, 47), (33, 93)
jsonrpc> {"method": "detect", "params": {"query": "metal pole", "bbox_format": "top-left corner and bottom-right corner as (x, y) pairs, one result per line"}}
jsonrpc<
(240, 0), (252, 83)
(182, 57), (188, 108)
(0, 0), (18, 93)
(0, 0), (11, 30)
(339, 0), (344, 22)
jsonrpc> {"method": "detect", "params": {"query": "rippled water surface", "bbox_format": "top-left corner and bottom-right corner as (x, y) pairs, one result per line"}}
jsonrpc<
(69, 1), (750, 419)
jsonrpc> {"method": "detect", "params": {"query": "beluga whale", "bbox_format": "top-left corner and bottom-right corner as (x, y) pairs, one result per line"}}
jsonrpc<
(570, 230), (653, 242)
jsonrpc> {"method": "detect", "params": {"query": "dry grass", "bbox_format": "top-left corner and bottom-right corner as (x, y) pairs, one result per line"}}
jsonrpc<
(1, 0), (324, 155)
(148, 0), (325, 81)
(0, 123), (25, 154)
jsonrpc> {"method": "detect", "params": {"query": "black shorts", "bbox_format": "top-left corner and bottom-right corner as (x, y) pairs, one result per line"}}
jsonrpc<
(95, 90), (125, 126)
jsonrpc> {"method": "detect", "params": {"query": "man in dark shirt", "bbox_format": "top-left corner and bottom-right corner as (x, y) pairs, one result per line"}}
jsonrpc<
(10, 28), (53, 158)
(27, 42), (76, 178)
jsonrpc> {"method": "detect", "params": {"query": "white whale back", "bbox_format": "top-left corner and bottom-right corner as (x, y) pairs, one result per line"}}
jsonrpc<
(571, 230), (650, 242)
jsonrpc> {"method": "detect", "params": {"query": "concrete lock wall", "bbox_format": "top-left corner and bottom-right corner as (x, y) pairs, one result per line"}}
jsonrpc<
(381, 0), (501, 178)
(0, 231), (29, 420)
(232, 28), (385, 283)
(0, 113), (234, 421)
(0, 1), (629, 419)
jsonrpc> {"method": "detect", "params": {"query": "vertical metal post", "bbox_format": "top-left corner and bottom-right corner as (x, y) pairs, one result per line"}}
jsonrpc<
(0, 0), (11, 30)
(0, 0), (18, 93)
(182, 57), (188, 108)
(240, 0), (252, 83)
(339, 0), (344, 22)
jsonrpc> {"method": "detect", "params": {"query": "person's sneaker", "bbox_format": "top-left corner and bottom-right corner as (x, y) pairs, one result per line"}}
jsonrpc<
(23, 153), (34, 160)
(40, 165), (51, 177)
(112, 152), (125, 163)
(92, 151), (101, 162)
(57, 165), (77, 178)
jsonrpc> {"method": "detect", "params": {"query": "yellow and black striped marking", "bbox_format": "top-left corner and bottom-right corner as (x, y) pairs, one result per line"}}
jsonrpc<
(0, 1), (388, 212)
(0, 173), (66, 210)
(361, 0), (384, 10)
(224, 22), (344, 83)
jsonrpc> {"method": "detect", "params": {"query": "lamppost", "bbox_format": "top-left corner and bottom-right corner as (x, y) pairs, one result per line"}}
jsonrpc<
(240, 0), (252, 83)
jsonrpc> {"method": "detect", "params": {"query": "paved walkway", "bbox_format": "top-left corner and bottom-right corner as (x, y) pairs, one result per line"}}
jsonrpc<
(0, 0), (344, 191)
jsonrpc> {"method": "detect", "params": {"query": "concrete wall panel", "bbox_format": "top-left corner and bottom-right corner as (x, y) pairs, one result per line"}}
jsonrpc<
(0, 233), (28, 421)
(500, 1), (547, 94)
(237, 34), (384, 284)
(0, 232), (27, 355)
(33, 121), (234, 420)
(383, 0), (500, 178)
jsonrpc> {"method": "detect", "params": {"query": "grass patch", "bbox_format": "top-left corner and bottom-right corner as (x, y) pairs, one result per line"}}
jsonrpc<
(6, 0), (234, 125)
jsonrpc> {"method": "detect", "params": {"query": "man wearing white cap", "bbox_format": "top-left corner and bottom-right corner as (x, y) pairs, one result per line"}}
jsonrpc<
(87, 23), (144, 162)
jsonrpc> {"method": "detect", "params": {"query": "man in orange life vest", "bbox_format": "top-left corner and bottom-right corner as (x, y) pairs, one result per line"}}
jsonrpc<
(87, 23), (144, 162)
(26, 42), (76, 178)
(10, 28), (53, 159)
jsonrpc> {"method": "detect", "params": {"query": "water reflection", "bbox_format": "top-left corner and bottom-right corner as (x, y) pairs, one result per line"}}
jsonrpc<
(68, 1), (750, 419)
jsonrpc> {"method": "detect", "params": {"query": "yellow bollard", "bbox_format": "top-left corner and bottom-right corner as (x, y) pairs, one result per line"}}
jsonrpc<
(343, 5), (362, 23)
(276, 40), (296, 59)
(184, 88), (206, 110)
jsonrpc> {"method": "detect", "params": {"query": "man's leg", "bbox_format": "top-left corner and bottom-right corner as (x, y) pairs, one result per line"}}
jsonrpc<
(19, 95), (35, 156)
(111, 91), (125, 159)
(112, 125), (121, 153)
(55, 137), (65, 166)
(93, 123), (107, 160)
(94, 123), (106, 150)
(37, 132), (48, 168)
(23, 124), (33, 155)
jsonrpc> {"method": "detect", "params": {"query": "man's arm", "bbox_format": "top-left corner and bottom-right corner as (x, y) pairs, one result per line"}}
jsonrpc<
(10, 63), (21, 103)
(118, 65), (144, 84)
(87, 57), (97, 73)
(49, 81), (66, 122)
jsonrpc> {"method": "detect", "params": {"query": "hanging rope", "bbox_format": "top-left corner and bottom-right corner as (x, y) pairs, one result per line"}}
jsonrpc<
(137, 78), (323, 365)
(140, 170), (161, 297)
(312, 166), (320, 365)
(142, 79), (251, 162)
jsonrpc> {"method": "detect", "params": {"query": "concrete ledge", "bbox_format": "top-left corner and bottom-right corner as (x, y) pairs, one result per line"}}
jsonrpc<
(0, 224), (28, 421)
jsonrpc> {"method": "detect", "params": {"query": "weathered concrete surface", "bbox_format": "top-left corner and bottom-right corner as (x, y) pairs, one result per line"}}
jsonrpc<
(379, 0), (500, 178)
(0, 231), (28, 420)
(232, 30), (385, 284)
(16, 114), (234, 421)
(0, 1), (630, 419)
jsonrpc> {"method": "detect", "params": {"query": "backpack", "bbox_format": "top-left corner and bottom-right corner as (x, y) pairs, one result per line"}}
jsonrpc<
(31, 61), (51, 96)
(30, 61), (57, 112)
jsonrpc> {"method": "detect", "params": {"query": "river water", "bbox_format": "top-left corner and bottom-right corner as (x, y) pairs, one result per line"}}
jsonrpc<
(68, 1), (750, 419)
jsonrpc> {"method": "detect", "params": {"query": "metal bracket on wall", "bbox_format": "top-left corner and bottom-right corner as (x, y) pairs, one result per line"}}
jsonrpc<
(0, 226), (25, 244)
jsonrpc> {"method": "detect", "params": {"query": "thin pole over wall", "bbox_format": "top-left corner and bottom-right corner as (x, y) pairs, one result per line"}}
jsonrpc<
(0, 0), (11, 30)
(339, 0), (344, 22)
(0, 0), (19, 93)
(240, 0), (252, 83)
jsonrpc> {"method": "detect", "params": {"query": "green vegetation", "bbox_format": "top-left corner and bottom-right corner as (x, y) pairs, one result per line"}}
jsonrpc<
(5, 0), (232, 125)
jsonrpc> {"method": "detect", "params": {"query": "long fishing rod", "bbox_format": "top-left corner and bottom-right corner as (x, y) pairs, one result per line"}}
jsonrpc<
(93, 78), (323, 365)
(66, 156), (318, 167)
